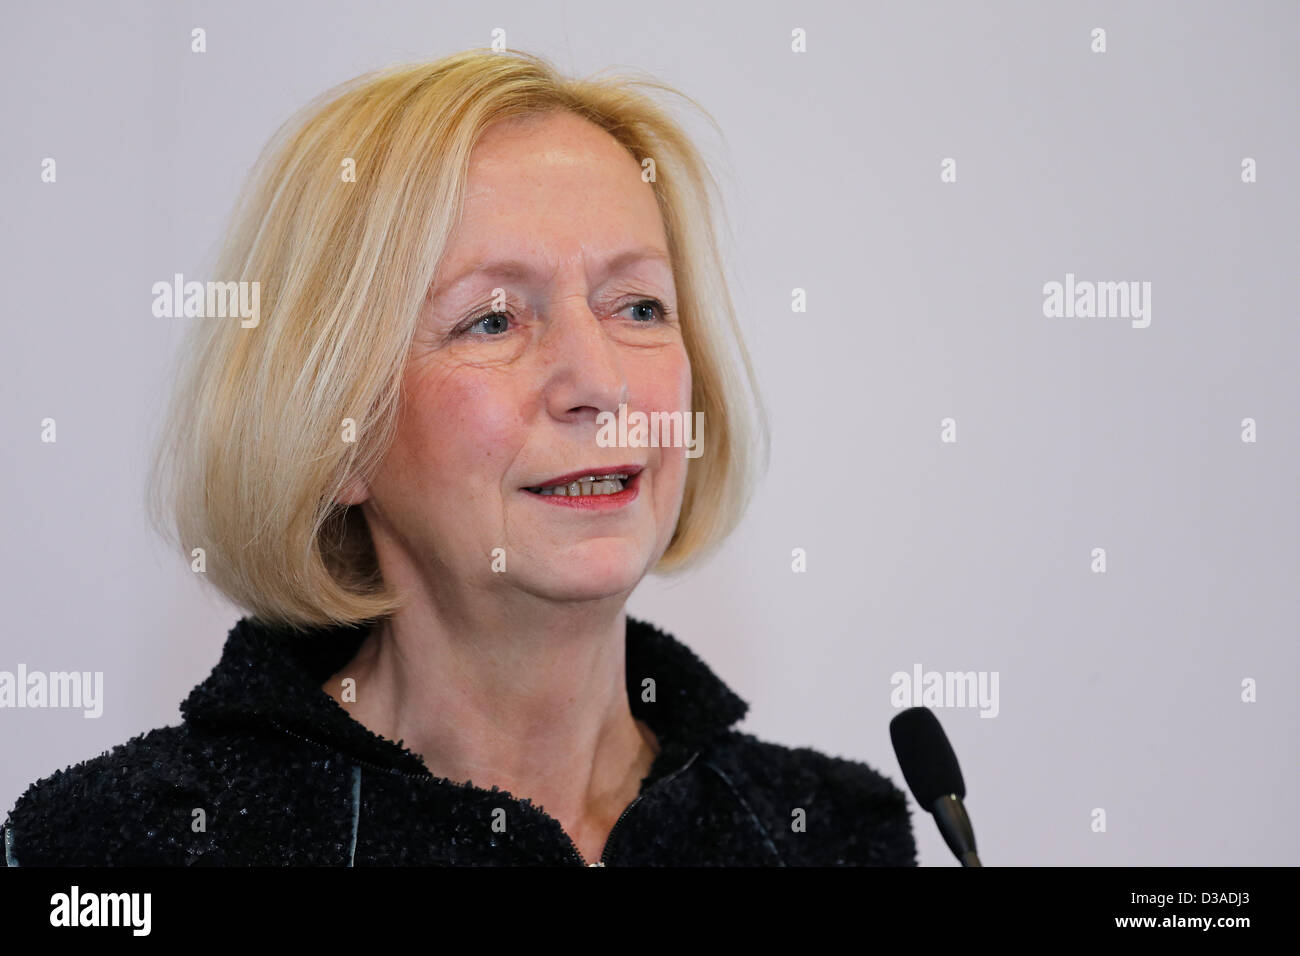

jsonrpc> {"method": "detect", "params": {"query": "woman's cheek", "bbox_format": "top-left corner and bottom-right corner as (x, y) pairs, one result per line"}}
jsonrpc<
(658, 346), (693, 418)
(425, 367), (524, 473)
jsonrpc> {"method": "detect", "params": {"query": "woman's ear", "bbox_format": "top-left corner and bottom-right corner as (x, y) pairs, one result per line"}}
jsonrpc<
(335, 475), (371, 506)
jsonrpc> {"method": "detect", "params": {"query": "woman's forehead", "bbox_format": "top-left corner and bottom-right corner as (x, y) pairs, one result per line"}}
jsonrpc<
(464, 113), (647, 199)
(439, 116), (670, 283)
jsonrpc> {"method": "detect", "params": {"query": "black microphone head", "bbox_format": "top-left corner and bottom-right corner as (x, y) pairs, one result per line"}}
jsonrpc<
(890, 706), (965, 807)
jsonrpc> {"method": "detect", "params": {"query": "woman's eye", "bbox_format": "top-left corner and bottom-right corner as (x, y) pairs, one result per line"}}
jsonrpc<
(624, 299), (666, 323)
(463, 312), (510, 335)
(455, 300), (665, 337)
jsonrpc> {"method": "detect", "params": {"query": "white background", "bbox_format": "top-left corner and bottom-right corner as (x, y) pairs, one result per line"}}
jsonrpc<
(2, 0), (1296, 865)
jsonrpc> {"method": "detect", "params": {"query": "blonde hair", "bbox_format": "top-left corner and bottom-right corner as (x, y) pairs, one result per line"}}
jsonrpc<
(148, 49), (769, 629)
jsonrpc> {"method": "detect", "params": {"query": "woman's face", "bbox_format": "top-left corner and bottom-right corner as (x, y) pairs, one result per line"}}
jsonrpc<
(352, 110), (691, 606)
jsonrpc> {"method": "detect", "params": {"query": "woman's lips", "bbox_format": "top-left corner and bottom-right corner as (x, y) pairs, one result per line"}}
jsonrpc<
(525, 463), (643, 488)
(522, 470), (641, 510)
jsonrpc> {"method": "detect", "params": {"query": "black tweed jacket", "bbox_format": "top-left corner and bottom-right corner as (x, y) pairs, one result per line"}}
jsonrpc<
(2, 616), (917, 866)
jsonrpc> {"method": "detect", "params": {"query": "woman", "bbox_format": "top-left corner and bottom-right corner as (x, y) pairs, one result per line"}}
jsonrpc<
(2, 50), (916, 866)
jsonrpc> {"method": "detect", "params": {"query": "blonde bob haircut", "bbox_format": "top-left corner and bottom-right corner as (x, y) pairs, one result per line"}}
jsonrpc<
(149, 49), (769, 630)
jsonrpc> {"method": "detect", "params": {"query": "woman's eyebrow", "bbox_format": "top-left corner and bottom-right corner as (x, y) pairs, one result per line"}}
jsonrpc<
(434, 247), (672, 300)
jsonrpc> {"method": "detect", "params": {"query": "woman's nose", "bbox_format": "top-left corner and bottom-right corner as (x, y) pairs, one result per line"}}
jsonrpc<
(539, 296), (629, 420)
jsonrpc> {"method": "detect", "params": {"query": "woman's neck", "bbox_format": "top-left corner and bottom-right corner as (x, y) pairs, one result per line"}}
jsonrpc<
(321, 593), (661, 862)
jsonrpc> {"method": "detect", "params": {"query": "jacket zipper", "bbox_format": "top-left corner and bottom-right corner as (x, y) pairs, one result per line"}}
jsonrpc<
(266, 718), (701, 866)
(588, 750), (701, 867)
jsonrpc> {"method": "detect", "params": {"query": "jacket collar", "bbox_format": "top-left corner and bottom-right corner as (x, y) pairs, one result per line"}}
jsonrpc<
(180, 615), (749, 778)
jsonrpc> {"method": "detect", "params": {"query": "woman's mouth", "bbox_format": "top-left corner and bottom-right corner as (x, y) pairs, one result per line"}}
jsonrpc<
(526, 473), (629, 496)
(522, 469), (642, 508)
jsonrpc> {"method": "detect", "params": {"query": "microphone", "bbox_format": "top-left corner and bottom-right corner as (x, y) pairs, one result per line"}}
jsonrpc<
(889, 706), (982, 867)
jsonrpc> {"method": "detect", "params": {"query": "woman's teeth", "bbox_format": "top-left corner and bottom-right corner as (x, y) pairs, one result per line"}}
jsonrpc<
(530, 475), (629, 496)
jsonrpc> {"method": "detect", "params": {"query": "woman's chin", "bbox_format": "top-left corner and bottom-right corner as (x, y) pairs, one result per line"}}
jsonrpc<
(519, 549), (649, 601)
